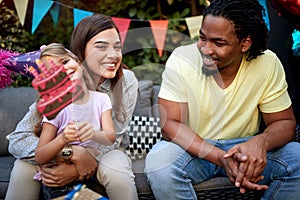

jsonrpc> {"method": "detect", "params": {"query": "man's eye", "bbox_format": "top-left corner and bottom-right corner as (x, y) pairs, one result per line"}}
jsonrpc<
(215, 42), (226, 47)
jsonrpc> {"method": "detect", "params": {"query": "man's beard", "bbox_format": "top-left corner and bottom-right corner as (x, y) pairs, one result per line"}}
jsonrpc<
(202, 66), (219, 76)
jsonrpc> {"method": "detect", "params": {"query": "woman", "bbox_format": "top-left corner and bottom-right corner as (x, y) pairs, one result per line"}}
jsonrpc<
(5, 14), (139, 200)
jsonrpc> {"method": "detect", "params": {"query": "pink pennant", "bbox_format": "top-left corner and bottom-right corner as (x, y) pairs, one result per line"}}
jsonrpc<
(112, 17), (131, 47)
(149, 20), (169, 57)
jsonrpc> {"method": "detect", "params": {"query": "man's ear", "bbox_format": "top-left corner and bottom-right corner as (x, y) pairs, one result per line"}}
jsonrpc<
(241, 36), (252, 52)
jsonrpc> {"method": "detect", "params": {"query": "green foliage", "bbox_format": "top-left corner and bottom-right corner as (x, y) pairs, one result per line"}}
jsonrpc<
(0, 5), (34, 87)
(0, 5), (26, 52)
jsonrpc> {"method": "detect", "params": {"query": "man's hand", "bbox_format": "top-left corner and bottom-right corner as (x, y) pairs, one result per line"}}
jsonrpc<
(224, 136), (269, 193)
(71, 145), (98, 180)
(219, 151), (247, 184)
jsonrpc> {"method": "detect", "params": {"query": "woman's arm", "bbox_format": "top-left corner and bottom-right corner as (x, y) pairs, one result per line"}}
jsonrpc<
(40, 145), (98, 186)
(7, 102), (40, 160)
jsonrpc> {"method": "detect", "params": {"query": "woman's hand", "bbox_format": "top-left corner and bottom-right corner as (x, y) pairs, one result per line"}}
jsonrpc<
(40, 162), (78, 187)
(71, 145), (98, 180)
(40, 145), (98, 186)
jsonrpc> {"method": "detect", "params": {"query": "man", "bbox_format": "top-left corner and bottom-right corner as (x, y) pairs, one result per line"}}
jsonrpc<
(145, 0), (300, 199)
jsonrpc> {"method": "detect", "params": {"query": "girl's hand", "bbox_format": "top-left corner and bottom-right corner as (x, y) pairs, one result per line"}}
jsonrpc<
(75, 121), (95, 142)
(63, 121), (80, 143)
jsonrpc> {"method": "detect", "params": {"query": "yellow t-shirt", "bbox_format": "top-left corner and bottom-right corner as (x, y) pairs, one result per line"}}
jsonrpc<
(159, 43), (291, 140)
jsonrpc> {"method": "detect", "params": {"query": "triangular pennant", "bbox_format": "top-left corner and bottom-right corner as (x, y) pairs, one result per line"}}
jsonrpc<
(73, 8), (93, 27)
(50, 2), (60, 26)
(185, 15), (203, 39)
(149, 20), (168, 57)
(32, 0), (54, 33)
(258, 0), (270, 30)
(13, 0), (29, 26)
(112, 17), (131, 47)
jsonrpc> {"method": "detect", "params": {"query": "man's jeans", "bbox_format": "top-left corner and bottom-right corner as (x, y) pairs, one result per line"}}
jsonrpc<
(145, 137), (300, 200)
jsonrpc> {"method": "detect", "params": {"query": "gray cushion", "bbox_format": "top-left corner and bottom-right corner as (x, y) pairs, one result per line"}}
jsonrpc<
(151, 85), (160, 118)
(0, 156), (16, 199)
(0, 87), (37, 156)
(133, 80), (153, 117)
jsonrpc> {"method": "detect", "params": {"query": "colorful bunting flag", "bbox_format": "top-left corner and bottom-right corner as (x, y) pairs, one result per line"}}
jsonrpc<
(185, 15), (203, 39)
(32, 0), (54, 33)
(73, 8), (93, 27)
(149, 20), (169, 57)
(13, 0), (29, 26)
(112, 17), (131, 47)
(50, 3), (60, 26)
(258, 0), (270, 30)
(10, 2), (213, 57)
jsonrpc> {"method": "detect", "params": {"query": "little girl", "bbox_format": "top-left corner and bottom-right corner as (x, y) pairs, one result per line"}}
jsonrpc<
(34, 43), (116, 199)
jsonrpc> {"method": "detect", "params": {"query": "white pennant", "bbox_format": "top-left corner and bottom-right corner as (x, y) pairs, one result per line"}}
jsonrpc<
(13, 0), (29, 26)
(185, 15), (203, 39)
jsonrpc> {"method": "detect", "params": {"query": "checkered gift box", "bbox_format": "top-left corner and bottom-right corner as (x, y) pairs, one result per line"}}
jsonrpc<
(125, 116), (162, 160)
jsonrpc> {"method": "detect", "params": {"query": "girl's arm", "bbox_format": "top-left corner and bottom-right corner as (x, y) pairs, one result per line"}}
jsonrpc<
(35, 122), (68, 165)
(97, 109), (116, 145)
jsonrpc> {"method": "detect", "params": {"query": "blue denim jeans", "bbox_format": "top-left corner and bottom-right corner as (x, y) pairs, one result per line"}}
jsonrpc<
(145, 137), (300, 200)
(42, 177), (98, 200)
(42, 182), (76, 200)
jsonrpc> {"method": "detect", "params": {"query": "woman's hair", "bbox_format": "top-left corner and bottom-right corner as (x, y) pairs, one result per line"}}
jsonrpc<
(70, 14), (127, 123)
(204, 0), (269, 61)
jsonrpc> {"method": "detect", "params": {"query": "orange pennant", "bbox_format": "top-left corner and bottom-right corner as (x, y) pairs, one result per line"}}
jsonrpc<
(112, 17), (131, 47)
(149, 20), (169, 57)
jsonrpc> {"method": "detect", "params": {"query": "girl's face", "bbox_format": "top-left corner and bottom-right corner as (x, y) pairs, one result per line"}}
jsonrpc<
(41, 55), (82, 81)
(84, 28), (122, 84)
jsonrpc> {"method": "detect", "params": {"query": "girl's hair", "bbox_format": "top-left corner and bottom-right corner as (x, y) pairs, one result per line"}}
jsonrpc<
(204, 0), (269, 61)
(34, 43), (81, 137)
(70, 14), (127, 123)
(40, 43), (79, 62)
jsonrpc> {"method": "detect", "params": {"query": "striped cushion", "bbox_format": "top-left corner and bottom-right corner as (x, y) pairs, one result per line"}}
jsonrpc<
(125, 116), (162, 160)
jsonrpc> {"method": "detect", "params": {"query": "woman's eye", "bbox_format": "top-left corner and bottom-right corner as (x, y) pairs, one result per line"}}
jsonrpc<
(96, 45), (107, 50)
(114, 45), (122, 51)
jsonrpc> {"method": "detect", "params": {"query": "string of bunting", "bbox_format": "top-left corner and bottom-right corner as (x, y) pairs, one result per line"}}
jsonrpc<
(9, 0), (273, 57)
(10, 0), (204, 57)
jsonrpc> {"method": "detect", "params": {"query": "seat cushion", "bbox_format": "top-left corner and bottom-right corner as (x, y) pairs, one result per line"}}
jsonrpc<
(0, 87), (37, 156)
(0, 156), (16, 199)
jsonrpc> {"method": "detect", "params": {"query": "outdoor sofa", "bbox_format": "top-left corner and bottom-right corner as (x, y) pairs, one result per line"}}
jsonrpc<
(0, 80), (299, 200)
